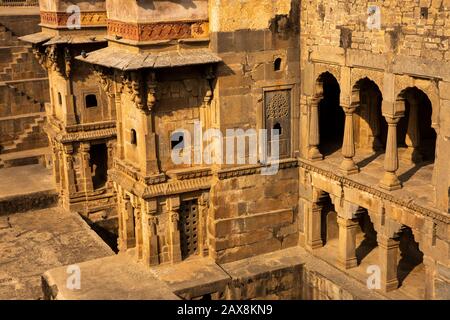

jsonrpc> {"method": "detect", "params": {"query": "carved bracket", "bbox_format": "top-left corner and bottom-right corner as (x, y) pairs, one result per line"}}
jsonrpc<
(93, 65), (115, 98)
(122, 71), (158, 113)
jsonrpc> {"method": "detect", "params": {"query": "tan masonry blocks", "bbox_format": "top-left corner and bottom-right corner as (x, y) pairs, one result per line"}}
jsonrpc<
(213, 208), (295, 238)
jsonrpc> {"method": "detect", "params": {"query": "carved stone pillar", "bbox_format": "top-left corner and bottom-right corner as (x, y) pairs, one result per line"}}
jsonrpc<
(63, 144), (77, 194)
(106, 141), (115, 189)
(340, 104), (359, 175)
(305, 201), (324, 250)
(423, 255), (436, 300)
(308, 97), (323, 161)
(130, 197), (143, 260)
(380, 116), (402, 191)
(336, 216), (359, 269)
(79, 143), (94, 192)
(378, 234), (400, 292)
(51, 142), (61, 188)
(117, 191), (135, 252)
(125, 196), (136, 249)
(58, 147), (65, 194)
(142, 200), (159, 266)
(117, 190), (125, 252)
(167, 197), (182, 263)
(404, 99), (422, 163)
(198, 193), (210, 257)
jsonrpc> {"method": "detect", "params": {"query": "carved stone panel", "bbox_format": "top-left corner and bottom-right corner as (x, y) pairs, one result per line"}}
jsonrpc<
(264, 89), (291, 159)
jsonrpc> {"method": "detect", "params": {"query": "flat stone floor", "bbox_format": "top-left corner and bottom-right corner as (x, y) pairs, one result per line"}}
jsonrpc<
(0, 164), (54, 199)
(316, 148), (436, 208)
(43, 246), (391, 300)
(0, 207), (114, 300)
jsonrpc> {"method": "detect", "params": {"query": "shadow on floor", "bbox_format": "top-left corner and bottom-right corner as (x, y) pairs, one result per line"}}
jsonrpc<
(356, 151), (383, 169)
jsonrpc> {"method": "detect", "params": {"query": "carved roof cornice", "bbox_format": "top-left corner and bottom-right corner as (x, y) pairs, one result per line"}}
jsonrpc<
(65, 121), (116, 133)
(217, 159), (299, 180)
(58, 127), (117, 143)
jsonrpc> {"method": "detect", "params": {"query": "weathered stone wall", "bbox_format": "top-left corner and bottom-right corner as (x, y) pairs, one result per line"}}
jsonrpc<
(207, 0), (301, 263)
(107, 0), (208, 23)
(155, 67), (210, 172)
(209, 166), (299, 264)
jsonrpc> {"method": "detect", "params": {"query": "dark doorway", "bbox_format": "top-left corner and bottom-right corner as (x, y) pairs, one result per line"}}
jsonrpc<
(179, 199), (199, 260)
(356, 78), (386, 151)
(89, 143), (108, 190)
(398, 88), (436, 163)
(320, 193), (339, 246)
(318, 73), (345, 156)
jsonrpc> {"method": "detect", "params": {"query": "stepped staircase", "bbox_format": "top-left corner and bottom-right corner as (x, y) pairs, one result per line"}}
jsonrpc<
(1, 113), (47, 154)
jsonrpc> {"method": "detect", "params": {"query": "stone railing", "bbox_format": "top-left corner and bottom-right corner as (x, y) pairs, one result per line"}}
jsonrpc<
(0, 0), (38, 6)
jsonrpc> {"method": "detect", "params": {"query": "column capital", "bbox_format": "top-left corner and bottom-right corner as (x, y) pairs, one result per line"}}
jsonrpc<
(337, 216), (359, 229)
(79, 142), (91, 153)
(377, 234), (400, 248)
(383, 115), (402, 125)
(166, 196), (180, 212)
(63, 144), (74, 154)
(342, 104), (358, 114)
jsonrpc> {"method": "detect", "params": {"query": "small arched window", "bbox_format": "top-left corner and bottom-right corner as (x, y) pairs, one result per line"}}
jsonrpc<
(274, 58), (282, 71)
(130, 129), (137, 145)
(58, 92), (62, 105)
(85, 94), (98, 108)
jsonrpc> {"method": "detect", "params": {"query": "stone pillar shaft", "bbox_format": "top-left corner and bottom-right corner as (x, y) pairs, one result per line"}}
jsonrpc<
(380, 116), (402, 190)
(306, 202), (323, 250)
(308, 97), (323, 161)
(341, 105), (359, 175)
(142, 200), (159, 266)
(167, 197), (182, 263)
(63, 146), (77, 194)
(80, 143), (94, 192)
(378, 235), (400, 292)
(337, 216), (359, 269)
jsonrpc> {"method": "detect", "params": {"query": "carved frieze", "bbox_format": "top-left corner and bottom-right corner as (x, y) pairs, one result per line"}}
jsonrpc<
(107, 20), (209, 42)
(40, 11), (107, 27)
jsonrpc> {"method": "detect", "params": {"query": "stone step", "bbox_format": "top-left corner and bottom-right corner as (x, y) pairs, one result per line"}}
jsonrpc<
(0, 146), (49, 169)
(0, 114), (46, 152)
(0, 163), (57, 215)
(0, 189), (58, 216)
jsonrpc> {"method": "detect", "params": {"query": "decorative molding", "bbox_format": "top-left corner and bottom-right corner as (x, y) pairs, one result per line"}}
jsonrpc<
(113, 159), (166, 185)
(107, 19), (209, 42)
(58, 128), (117, 143)
(40, 11), (107, 27)
(65, 121), (116, 133)
(217, 159), (298, 180)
